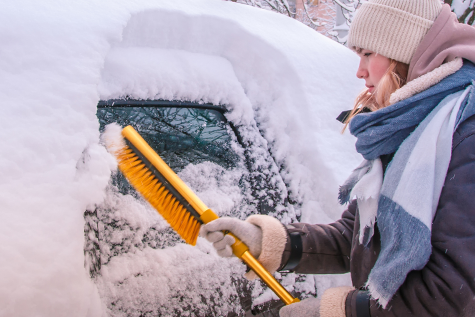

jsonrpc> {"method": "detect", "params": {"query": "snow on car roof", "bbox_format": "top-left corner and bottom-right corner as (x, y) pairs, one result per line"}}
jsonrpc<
(0, 0), (363, 315)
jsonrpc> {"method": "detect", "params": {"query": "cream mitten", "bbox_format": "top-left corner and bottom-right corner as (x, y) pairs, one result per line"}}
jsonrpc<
(319, 286), (354, 317)
(200, 217), (263, 258)
(279, 297), (321, 317)
(200, 215), (287, 281)
(280, 286), (354, 317)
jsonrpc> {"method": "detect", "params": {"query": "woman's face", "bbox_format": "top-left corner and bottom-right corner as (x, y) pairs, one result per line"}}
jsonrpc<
(356, 49), (391, 93)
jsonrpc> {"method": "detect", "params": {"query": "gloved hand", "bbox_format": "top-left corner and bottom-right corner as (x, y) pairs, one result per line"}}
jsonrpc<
(199, 217), (263, 258)
(279, 297), (321, 317)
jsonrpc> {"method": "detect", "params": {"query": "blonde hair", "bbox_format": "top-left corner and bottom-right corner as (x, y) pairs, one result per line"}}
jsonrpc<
(343, 58), (409, 132)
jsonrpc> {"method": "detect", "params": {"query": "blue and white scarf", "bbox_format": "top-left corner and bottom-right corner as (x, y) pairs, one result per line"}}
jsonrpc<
(339, 62), (475, 308)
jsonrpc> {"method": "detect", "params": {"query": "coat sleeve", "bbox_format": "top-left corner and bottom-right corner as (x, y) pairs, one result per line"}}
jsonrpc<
(279, 200), (357, 274)
(348, 119), (475, 317)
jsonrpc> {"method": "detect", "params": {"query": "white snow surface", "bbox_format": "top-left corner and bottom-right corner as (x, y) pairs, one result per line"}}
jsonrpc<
(1, 0), (363, 316)
(451, 0), (473, 17)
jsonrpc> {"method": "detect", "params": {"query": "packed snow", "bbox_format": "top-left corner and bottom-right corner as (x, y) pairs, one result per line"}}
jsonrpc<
(0, 0), (363, 316)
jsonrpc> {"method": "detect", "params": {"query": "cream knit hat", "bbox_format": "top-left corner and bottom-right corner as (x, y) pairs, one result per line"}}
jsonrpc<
(347, 0), (442, 64)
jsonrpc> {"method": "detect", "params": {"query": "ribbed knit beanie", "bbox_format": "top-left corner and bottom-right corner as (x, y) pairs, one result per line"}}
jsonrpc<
(347, 0), (442, 64)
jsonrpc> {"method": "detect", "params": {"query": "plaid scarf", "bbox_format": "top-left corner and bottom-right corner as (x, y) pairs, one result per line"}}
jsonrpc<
(339, 62), (475, 307)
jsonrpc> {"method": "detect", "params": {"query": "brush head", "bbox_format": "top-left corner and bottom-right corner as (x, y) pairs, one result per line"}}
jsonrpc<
(105, 123), (202, 245)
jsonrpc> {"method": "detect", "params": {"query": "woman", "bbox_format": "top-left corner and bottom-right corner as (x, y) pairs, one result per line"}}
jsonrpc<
(201, 1), (475, 316)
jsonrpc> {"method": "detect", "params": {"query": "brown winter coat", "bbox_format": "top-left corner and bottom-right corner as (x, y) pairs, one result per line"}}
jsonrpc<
(279, 113), (475, 317)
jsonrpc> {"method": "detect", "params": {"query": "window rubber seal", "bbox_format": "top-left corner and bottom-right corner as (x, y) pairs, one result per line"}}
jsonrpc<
(97, 99), (226, 114)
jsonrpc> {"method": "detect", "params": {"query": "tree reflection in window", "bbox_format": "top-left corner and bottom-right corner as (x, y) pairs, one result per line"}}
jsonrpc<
(97, 105), (240, 195)
(98, 105), (238, 169)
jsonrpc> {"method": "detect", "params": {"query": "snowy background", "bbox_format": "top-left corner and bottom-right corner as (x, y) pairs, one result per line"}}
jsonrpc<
(0, 0), (364, 316)
(225, 0), (474, 44)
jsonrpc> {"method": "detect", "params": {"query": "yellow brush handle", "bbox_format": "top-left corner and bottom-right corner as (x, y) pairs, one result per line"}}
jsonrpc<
(122, 126), (299, 305)
(201, 209), (300, 305)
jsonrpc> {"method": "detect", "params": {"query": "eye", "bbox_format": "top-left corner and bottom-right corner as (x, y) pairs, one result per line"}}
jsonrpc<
(364, 52), (372, 57)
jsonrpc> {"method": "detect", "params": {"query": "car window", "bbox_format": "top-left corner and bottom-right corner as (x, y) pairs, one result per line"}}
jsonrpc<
(97, 100), (241, 194)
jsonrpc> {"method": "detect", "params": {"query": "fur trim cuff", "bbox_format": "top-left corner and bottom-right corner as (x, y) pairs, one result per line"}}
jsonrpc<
(390, 58), (463, 105)
(320, 286), (354, 317)
(244, 215), (287, 280)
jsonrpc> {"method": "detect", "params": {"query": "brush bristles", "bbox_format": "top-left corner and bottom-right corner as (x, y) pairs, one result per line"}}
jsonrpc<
(116, 147), (201, 245)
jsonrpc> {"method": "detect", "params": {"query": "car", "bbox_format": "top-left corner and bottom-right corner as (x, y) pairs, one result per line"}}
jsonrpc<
(2, 1), (363, 316)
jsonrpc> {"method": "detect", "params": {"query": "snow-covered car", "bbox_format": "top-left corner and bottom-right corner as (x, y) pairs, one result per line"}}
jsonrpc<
(2, 1), (363, 316)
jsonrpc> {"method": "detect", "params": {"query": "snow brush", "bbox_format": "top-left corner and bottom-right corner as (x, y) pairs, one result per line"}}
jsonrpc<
(106, 124), (300, 306)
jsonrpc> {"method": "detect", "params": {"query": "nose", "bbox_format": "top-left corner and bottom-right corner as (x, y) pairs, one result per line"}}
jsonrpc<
(356, 59), (368, 79)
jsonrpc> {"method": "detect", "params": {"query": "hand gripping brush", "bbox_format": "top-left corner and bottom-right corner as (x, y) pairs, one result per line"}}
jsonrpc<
(107, 125), (300, 306)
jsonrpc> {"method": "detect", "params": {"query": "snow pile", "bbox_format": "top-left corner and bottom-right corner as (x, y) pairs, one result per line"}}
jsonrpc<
(99, 48), (249, 115)
(93, 188), (248, 317)
(0, 0), (363, 316)
(0, 1), (127, 316)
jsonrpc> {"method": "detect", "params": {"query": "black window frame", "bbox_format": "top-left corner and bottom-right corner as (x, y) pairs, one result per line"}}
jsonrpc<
(97, 99), (226, 114)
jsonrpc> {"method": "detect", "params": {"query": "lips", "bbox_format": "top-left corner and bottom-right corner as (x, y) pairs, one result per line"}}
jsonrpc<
(366, 84), (374, 93)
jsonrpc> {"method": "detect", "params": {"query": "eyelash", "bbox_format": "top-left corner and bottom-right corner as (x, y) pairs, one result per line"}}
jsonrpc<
(364, 52), (372, 57)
